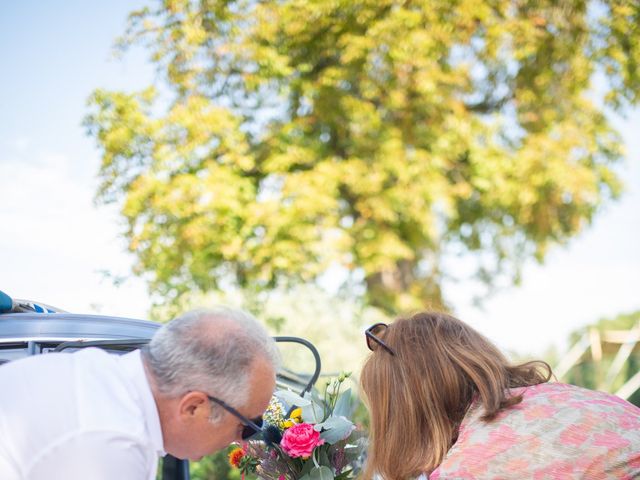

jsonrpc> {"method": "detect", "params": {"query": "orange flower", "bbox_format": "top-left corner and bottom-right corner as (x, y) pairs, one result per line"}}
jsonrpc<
(228, 447), (245, 468)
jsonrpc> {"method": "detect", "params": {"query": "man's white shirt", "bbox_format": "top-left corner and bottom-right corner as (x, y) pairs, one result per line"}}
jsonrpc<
(0, 348), (165, 479)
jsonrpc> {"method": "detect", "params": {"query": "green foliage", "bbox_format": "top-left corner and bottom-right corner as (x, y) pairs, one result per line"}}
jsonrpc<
(568, 309), (640, 344)
(147, 284), (382, 376)
(190, 447), (245, 480)
(565, 310), (640, 406)
(85, 0), (640, 314)
(593, 309), (640, 332)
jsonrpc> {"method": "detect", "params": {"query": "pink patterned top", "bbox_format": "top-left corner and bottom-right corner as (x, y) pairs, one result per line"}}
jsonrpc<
(428, 382), (640, 479)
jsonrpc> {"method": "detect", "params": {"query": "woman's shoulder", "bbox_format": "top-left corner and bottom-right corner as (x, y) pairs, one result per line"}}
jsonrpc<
(516, 381), (640, 414)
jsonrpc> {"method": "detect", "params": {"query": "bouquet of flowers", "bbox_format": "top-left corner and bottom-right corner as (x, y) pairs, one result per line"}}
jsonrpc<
(229, 373), (365, 480)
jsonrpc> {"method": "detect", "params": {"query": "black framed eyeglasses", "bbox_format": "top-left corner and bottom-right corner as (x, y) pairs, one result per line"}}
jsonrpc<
(365, 322), (396, 356)
(207, 395), (264, 440)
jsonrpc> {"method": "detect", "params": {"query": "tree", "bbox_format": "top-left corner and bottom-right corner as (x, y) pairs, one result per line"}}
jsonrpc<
(85, 0), (640, 313)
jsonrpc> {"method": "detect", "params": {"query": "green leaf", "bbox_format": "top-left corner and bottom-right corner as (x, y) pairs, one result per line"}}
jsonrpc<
(316, 416), (355, 444)
(275, 390), (312, 408)
(332, 388), (352, 418)
(309, 465), (334, 480)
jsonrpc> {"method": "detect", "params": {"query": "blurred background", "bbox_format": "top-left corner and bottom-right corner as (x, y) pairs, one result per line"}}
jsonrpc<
(1, 1), (639, 476)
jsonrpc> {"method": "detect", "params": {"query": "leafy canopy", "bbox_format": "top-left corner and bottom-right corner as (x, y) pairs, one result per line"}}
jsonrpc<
(85, 0), (640, 313)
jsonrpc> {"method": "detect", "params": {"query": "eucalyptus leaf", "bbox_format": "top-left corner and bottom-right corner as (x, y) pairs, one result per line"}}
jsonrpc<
(275, 390), (311, 409)
(318, 448), (331, 467)
(300, 460), (315, 476)
(308, 389), (324, 405)
(309, 466), (334, 480)
(332, 388), (352, 418)
(301, 401), (322, 423)
(317, 416), (356, 444)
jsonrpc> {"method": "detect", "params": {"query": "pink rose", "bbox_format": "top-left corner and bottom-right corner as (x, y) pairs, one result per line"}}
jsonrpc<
(280, 422), (325, 458)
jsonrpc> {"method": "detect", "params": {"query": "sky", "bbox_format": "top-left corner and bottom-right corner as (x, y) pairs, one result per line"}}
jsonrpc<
(1, 1), (639, 358)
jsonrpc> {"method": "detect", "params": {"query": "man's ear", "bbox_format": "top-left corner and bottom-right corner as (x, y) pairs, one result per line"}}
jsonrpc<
(178, 391), (210, 421)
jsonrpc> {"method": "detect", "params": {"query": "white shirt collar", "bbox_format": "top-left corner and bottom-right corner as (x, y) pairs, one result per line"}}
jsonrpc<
(119, 349), (166, 456)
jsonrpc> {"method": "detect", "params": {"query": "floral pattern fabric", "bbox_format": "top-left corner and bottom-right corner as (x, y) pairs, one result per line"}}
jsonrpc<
(430, 382), (640, 479)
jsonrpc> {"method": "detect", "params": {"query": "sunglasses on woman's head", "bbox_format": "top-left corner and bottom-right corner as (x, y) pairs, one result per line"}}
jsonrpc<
(207, 395), (264, 440)
(365, 322), (396, 356)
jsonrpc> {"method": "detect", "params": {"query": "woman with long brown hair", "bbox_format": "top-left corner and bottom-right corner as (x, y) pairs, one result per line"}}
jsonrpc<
(360, 311), (640, 479)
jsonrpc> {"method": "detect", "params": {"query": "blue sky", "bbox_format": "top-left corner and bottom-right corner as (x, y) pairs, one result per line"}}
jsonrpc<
(1, 1), (639, 356)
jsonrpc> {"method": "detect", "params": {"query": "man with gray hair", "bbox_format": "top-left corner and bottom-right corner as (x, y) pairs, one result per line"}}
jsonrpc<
(0, 307), (279, 480)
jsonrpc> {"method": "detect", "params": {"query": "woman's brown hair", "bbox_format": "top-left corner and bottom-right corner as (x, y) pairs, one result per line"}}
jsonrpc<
(359, 311), (552, 480)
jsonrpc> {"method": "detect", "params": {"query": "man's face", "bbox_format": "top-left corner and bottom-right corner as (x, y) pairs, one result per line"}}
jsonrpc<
(166, 359), (275, 461)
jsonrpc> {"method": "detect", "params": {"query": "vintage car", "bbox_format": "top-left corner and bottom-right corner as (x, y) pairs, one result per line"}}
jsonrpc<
(0, 289), (320, 480)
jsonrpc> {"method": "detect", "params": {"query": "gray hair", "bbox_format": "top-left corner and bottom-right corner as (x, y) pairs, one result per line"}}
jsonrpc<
(143, 307), (280, 412)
